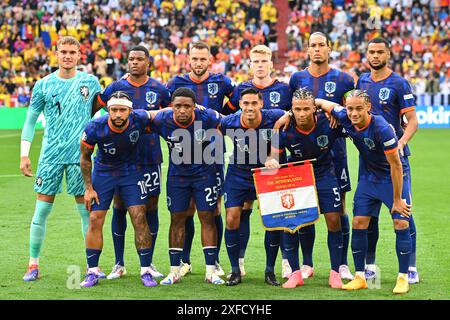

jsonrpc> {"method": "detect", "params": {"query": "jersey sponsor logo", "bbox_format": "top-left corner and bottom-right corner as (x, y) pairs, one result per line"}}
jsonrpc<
(146, 91), (157, 104)
(269, 91), (281, 104)
(379, 88), (391, 101)
(207, 83), (219, 95)
(325, 81), (336, 94)
(129, 130), (140, 143)
(317, 135), (329, 148)
(194, 129), (206, 142)
(80, 86), (90, 100)
(364, 138), (376, 150)
(261, 129), (275, 141)
(281, 193), (295, 210)
(35, 176), (43, 187)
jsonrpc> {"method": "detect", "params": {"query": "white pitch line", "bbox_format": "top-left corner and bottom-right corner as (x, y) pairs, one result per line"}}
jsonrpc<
(0, 133), (22, 139)
(0, 174), (23, 178)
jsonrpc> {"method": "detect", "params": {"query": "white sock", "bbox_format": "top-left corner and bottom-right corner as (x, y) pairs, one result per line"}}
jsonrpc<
(88, 267), (99, 274)
(355, 271), (365, 279)
(206, 265), (215, 275)
(29, 257), (39, 266)
(170, 266), (180, 275)
(141, 267), (151, 275)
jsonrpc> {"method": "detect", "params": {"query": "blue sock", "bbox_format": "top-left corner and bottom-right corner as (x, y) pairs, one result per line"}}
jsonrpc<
(340, 214), (350, 265)
(111, 207), (127, 266)
(225, 228), (240, 273)
(409, 216), (417, 267)
(238, 209), (252, 258)
(182, 216), (194, 264)
(169, 248), (183, 267)
(283, 232), (300, 271)
(351, 229), (368, 272)
(138, 248), (152, 268)
(146, 209), (158, 261)
(366, 217), (379, 264)
(280, 231), (287, 259)
(299, 224), (315, 267)
(395, 228), (412, 274)
(86, 248), (102, 269)
(264, 230), (280, 273)
(215, 215), (223, 263)
(328, 230), (343, 272)
(203, 246), (217, 266)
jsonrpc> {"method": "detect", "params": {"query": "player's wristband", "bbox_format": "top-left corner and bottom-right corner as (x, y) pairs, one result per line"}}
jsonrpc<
(20, 140), (31, 158)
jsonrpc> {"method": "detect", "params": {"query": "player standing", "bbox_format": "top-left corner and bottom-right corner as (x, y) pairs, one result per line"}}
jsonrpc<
(167, 41), (235, 277)
(94, 46), (170, 280)
(266, 88), (346, 289)
(220, 88), (287, 286)
(80, 92), (162, 287)
(20, 36), (102, 281)
(356, 37), (419, 284)
(316, 92), (412, 294)
(288, 32), (354, 280)
(149, 88), (225, 286)
(227, 45), (293, 278)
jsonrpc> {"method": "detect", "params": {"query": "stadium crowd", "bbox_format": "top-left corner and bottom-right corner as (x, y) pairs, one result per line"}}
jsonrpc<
(0, 0), (449, 107)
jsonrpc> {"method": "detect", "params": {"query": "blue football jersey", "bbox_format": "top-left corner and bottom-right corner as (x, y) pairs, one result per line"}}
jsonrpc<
(356, 72), (415, 157)
(227, 80), (293, 111)
(149, 108), (222, 177)
(98, 76), (170, 165)
(220, 109), (285, 177)
(167, 72), (235, 114)
(82, 110), (150, 176)
(289, 67), (355, 160)
(330, 106), (409, 183)
(274, 112), (345, 179)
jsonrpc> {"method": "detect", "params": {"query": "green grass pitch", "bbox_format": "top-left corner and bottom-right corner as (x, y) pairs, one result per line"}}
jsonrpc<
(0, 128), (449, 300)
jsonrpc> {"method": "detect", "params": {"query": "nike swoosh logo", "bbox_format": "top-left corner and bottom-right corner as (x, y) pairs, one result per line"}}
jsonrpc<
(87, 254), (96, 259)
(226, 244), (238, 248)
(148, 187), (159, 192)
(209, 202), (217, 206)
(338, 245), (344, 249)
(52, 93), (59, 98)
(140, 195), (147, 200)
(352, 251), (362, 254)
(285, 247), (295, 252)
(113, 232), (124, 237)
(399, 251), (410, 255)
(140, 252), (150, 256)
(269, 244), (279, 248)
(207, 252), (215, 256)
(291, 143), (301, 147)
(334, 203), (341, 208)
(235, 138), (244, 142)
(104, 143), (114, 146)
(341, 183), (349, 188)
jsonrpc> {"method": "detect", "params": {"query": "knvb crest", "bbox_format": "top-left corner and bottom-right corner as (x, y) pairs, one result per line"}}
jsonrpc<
(80, 86), (89, 100)
(379, 88), (390, 101)
(324, 81), (336, 94)
(364, 138), (376, 150)
(129, 130), (140, 143)
(281, 194), (295, 210)
(261, 129), (275, 141)
(194, 129), (206, 142)
(269, 92), (280, 104)
(317, 135), (329, 148)
(208, 83), (218, 95)
(146, 91), (157, 104)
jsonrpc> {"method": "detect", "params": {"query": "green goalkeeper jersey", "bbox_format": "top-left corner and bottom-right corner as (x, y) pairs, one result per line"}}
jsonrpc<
(26, 70), (101, 164)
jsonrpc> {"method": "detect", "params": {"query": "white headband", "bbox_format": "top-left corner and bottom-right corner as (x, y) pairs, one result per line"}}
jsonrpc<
(107, 98), (133, 109)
